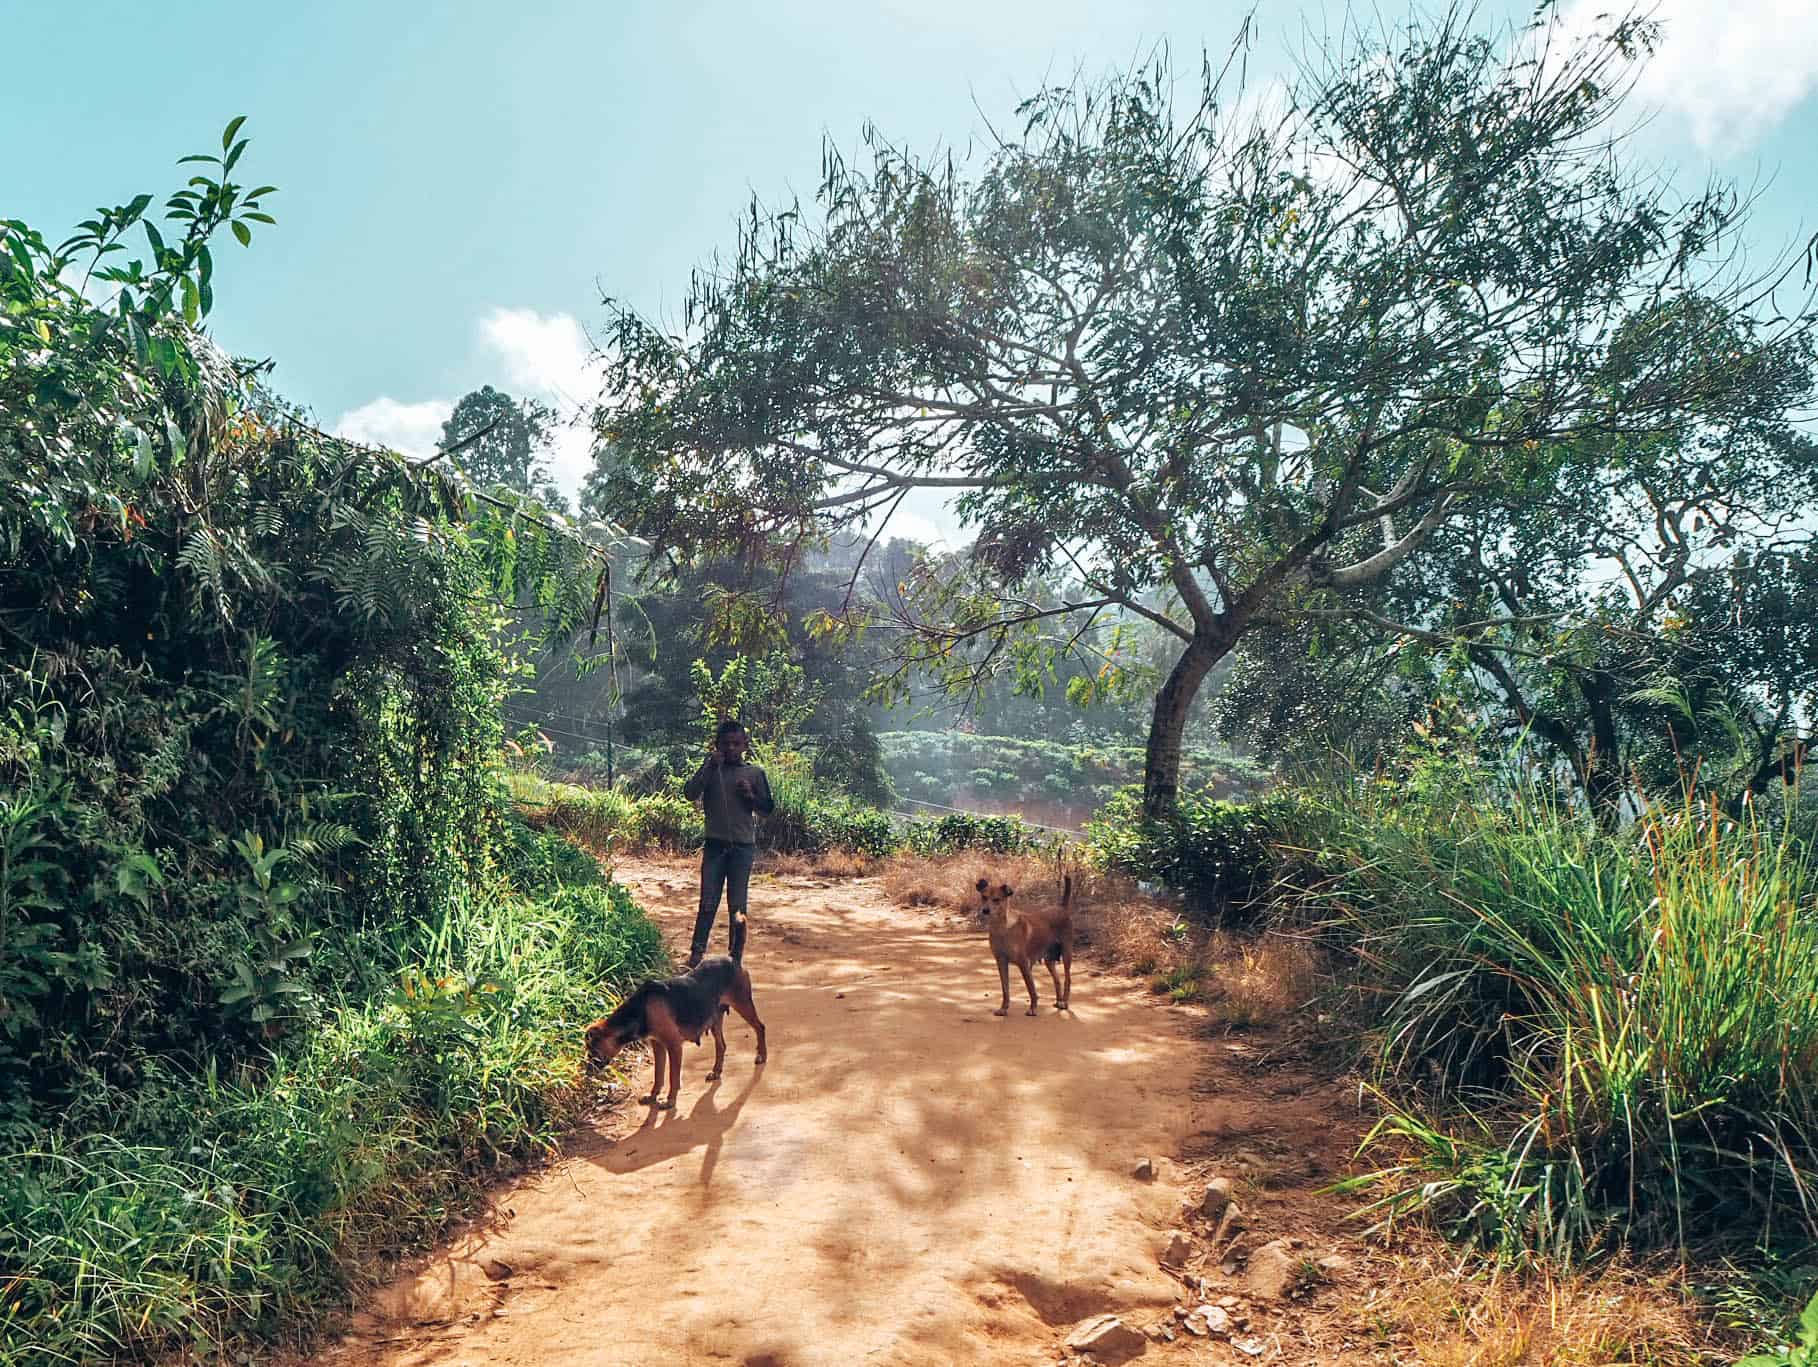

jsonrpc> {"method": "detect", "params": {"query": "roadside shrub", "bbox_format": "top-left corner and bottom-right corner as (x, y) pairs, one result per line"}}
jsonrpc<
(904, 810), (1047, 857)
(0, 134), (664, 1364)
(765, 768), (899, 857)
(1316, 771), (1818, 1261)
(1085, 786), (1310, 921)
(0, 873), (665, 1366)
(632, 790), (705, 850)
(509, 774), (703, 853)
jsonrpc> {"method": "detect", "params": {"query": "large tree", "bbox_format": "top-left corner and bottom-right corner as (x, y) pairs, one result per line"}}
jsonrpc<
(1221, 408), (1818, 821)
(441, 384), (567, 512)
(590, 4), (1811, 819)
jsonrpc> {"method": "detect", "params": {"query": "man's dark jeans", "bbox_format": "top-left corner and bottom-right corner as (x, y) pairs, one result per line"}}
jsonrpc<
(690, 838), (755, 963)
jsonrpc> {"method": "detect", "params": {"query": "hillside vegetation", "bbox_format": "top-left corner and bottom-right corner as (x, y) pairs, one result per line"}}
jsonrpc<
(1, 126), (664, 1365)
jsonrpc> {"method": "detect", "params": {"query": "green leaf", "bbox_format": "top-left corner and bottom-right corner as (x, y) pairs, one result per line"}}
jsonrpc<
(224, 138), (249, 173)
(222, 115), (247, 151)
(143, 220), (166, 260)
(1800, 1290), (1818, 1345)
(232, 220), (252, 248)
(180, 274), (199, 325)
(130, 425), (155, 477)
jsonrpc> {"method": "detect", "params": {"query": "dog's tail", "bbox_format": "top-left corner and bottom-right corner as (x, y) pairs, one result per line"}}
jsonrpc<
(731, 909), (749, 963)
(1061, 873), (1073, 909)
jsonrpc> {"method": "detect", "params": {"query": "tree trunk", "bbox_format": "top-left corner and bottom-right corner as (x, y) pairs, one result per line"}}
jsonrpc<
(1580, 675), (1626, 831)
(1141, 632), (1229, 822)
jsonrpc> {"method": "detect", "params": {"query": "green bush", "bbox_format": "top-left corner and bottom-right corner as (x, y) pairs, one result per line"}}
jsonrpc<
(1084, 786), (1307, 921)
(1310, 768), (1818, 1261)
(765, 768), (899, 857)
(904, 810), (1047, 857)
(0, 131), (664, 1363)
(0, 872), (665, 1366)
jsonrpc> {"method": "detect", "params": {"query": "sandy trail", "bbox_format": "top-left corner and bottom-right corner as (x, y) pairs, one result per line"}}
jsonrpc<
(318, 859), (1216, 1367)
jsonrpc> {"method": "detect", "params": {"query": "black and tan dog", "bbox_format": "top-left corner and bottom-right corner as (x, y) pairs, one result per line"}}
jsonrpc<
(583, 913), (767, 1109)
(977, 874), (1074, 1016)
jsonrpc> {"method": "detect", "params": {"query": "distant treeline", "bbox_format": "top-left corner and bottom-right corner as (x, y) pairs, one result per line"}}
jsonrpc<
(879, 731), (1266, 823)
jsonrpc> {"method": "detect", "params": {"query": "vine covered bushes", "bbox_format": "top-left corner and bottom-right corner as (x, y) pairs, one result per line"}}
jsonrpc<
(1, 126), (663, 1362)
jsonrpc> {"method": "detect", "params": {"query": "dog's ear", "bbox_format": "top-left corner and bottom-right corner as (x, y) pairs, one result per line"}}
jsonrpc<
(1000, 884), (1014, 898)
(975, 878), (990, 893)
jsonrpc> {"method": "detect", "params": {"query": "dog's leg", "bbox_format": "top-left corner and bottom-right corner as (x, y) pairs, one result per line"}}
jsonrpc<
(659, 1040), (682, 1110)
(1018, 960), (1040, 1016)
(1061, 942), (1073, 1010)
(706, 1008), (727, 1082)
(643, 1041), (665, 1106)
(728, 980), (767, 1064)
(1045, 953), (1063, 1006)
(993, 954), (1011, 1017)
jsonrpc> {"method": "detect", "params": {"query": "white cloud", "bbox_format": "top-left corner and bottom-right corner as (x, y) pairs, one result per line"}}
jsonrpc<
(331, 395), (453, 461)
(478, 307), (598, 410)
(475, 307), (605, 494)
(1557, 0), (1818, 153)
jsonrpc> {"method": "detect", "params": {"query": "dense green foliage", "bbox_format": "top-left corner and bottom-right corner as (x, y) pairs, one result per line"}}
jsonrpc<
(1, 127), (664, 1363)
(1085, 788), (1309, 921)
(903, 810), (1049, 858)
(1289, 759), (1818, 1263)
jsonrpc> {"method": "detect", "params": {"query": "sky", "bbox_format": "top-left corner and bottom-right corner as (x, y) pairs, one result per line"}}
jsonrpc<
(5, 0), (1816, 546)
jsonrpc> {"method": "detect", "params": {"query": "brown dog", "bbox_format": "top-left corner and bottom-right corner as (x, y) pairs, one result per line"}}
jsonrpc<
(583, 913), (766, 1109)
(977, 874), (1074, 1016)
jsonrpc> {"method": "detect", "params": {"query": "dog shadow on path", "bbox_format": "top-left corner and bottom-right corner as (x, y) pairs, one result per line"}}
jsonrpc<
(581, 1060), (767, 1182)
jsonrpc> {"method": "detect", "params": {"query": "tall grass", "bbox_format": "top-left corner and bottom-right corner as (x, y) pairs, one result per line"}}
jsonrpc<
(1, 861), (665, 1366)
(1311, 771), (1818, 1260)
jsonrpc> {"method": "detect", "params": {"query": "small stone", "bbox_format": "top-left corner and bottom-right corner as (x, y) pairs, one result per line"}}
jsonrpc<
(1065, 1314), (1146, 1360)
(1194, 1305), (1232, 1335)
(481, 1259), (513, 1282)
(1181, 1314), (1209, 1337)
(1199, 1176), (1235, 1218)
(1234, 1337), (1266, 1357)
(1217, 1295), (1242, 1308)
(1244, 1239), (1298, 1301)
(1317, 1253), (1354, 1277)
(1161, 1232), (1193, 1266)
(1133, 1156), (1157, 1181)
(1212, 1200), (1245, 1246)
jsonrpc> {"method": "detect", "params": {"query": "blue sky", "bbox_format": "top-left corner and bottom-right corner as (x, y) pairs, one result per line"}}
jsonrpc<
(6, 0), (1816, 541)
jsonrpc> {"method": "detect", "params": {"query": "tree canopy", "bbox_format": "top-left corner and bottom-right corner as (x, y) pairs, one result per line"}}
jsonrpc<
(441, 384), (567, 513)
(589, 3), (1815, 819)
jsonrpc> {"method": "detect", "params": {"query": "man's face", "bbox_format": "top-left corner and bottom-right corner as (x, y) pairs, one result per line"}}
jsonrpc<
(719, 729), (749, 763)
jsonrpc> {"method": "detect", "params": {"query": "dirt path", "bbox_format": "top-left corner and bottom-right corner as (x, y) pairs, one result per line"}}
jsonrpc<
(316, 860), (1359, 1367)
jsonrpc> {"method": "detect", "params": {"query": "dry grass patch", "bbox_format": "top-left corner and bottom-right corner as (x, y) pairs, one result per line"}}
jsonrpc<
(879, 851), (1329, 1022)
(880, 851), (1063, 913)
(762, 849), (886, 879)
(1351, 1252), (1731, 1367)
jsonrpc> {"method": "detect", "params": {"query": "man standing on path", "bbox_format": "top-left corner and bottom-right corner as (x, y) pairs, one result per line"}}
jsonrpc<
(682, 719), (776, 967)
